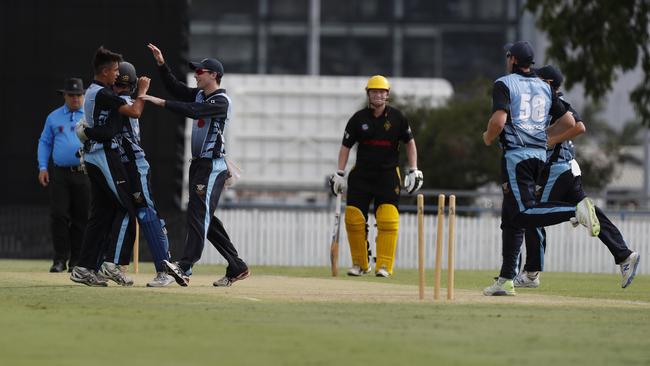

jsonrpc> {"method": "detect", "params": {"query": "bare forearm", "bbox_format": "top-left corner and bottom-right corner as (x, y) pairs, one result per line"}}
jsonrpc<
(405, 139), (418, 168)
(483, 111), (506, 145)
(548, 121), (585, 146)
(119, 98), (146, 118)
(546, 112), (577, 145)
(337, 146), (351, 171)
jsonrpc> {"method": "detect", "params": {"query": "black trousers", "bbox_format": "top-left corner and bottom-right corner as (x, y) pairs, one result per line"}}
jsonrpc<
(179, 158), (247, 278)
(499, 148), (576, 279)
(77, 148), (135, 271)
(523, 168), (633, 271)
(49, 166), (89, 266)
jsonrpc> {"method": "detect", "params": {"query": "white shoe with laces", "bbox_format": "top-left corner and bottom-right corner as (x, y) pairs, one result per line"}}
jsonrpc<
(513, 271), (540, 288)
(575, 197), (600, 236)
(347, 265), (372, 276)
(375, 267), (390, 278)
(620, 252), (640, 288)
(146, 272), (175, 287)
(98, 262), (134, 286)
(483, 277), (516, 296)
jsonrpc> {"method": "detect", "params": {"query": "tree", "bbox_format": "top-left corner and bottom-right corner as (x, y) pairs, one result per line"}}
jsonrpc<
(394, 79), (501, 191)
(525, 0), (650, 125)
(575, 103), (644, 190)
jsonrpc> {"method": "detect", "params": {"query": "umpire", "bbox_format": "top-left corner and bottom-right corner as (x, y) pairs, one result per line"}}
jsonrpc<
(37, 78), (89, 273)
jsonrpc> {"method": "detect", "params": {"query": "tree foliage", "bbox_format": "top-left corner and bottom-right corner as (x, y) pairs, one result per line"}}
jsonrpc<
(394, 80), (639, 193)
(525, 0), (650, 125)
(575, 103), (644, 190)
(394, 79), (501, 190)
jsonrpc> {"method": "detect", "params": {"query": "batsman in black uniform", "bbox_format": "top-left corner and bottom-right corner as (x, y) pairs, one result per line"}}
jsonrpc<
(330, 75), (423, 278)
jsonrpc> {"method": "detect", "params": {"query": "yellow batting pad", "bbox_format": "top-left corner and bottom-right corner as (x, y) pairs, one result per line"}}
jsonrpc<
(375, 204), (399, 274)
(345, 206), (369, 270)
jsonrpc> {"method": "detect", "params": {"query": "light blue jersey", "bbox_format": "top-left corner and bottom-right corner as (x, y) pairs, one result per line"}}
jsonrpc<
(497, 73), (553, 150)
(118, 95), (146, 162)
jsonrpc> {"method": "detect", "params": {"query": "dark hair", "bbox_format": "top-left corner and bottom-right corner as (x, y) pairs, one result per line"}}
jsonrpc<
(216, 74), (222, 84)
(93, 46), (123, 75)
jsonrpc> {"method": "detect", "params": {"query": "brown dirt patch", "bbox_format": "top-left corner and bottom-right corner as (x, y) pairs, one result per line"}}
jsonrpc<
(3, 272), (648, 308)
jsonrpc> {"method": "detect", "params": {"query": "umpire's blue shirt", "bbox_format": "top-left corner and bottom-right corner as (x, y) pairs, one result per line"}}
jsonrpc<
(37, 104), (84, 170)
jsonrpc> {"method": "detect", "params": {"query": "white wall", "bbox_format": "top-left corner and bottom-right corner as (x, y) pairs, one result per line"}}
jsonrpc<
(198, 209), (649, 275)
(180, 74), (453, 208)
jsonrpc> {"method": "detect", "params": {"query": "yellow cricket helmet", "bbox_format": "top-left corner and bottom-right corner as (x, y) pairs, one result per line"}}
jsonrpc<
(365, 75), (390, 91)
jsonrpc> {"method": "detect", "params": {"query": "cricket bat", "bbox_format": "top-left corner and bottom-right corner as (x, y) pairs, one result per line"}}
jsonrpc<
(330, 193), (342, 276)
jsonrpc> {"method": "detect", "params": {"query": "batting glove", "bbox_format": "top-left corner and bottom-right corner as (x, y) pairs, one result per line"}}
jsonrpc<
(329, 170), (346, 196)
(404, 168), (423, 194)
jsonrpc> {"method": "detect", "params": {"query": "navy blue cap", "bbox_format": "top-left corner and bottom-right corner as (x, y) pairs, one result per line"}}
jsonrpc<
(534, 65), (564, 90)
(504, 41), (535, 65)
(189, 58), (224, 75)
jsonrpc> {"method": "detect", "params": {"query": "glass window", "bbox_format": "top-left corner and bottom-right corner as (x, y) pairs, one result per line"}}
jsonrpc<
(441, 32), (505, 84)
(403, 0), (475, 22)
(190, 34), (256, 74)
(189, 0), (258, 22)
(322, 0), (394, 22)
(321, 36), (392, 76)
(402, 37), (437, 77)
(268, 0), (309, 21)
(267, 36), (308, 74)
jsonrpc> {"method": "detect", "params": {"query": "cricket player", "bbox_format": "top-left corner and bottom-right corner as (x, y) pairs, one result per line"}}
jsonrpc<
(481, 41), (600, 296)
(515, 65), (640, 289)
(104, 61), (177, 287)
(330, 75), (423, 278)
(71, 46), (186, 287)
(140, 43), (249, 287)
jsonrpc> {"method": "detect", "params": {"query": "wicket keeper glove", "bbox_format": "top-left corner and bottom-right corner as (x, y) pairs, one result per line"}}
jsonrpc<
(75, 118), (89, 143)
(329, 170), (346, 196)
(404, 168), (423, 194)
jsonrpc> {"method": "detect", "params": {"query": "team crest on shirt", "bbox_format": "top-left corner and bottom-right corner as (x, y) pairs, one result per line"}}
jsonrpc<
(394, 185), (400, 195)
(384, 120), (391, 131)
(196, 184), (206, 196)
(197, 119), (205, 128)
(133, 192), (144, 204)
(361, 124), (369, 131)
(502, 182), (510, 194)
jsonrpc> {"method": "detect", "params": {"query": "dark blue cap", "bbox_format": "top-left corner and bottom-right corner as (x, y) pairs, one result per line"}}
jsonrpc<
(504, 41), (535, 65)
(189, 58), (224, 75)
(534, 65), (564, 90)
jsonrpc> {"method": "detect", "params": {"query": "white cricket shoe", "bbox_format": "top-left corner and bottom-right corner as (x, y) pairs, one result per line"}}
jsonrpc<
(620, 252), (640, 288)
(575, 197), (600, 236)
(347, 265), (372, 276)
(375, 267), (390, 278)
(70, 266), (108, 287)
(146, 272), (175, 287)
(513, 271), (540, 288)
(98, 262), (134, 286)
(483, 277), (516, 296)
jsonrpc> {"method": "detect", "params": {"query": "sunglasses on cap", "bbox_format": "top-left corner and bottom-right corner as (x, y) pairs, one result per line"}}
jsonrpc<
(195, 68), (216, 75)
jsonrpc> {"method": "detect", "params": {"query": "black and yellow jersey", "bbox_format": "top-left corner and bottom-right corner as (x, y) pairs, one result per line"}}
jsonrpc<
(342, 105), (413, 171)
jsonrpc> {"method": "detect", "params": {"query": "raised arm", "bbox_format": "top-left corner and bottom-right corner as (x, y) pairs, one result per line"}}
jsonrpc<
(148, 43), (197, 102)
(118, 77), (150, 118)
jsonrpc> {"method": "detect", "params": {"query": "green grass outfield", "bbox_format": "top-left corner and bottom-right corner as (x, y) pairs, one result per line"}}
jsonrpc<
(1, 259), (649, 366)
